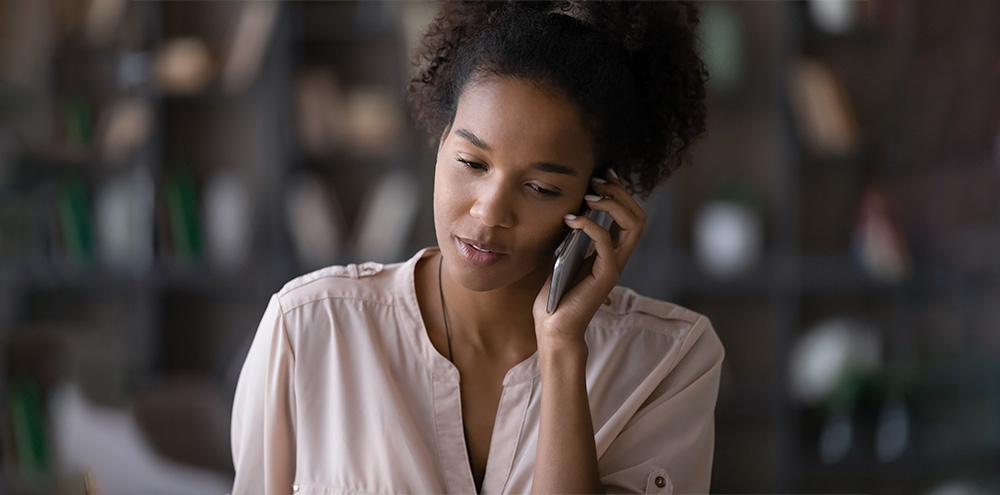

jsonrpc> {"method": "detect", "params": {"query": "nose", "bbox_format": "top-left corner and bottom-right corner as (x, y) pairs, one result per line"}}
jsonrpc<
(469, 182), (515, 228)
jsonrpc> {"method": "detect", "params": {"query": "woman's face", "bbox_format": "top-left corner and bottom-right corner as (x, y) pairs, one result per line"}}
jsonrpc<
(434, 75), (597, 292)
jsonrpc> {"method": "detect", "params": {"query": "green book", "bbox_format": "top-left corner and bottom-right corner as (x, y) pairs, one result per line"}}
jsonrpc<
(58, 176), (95, 268)
(7, 378), (51, 480)
(165, 168), (203, 265)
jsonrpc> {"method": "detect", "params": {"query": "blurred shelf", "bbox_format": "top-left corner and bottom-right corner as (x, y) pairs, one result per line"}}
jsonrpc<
(19, 145), (100, 170)
(797, 253), (904, 295)
(159, 269), (282, 297)
(292, 3), (402, 43)
(670, 251), (906, 297)
(2, 262), (286, 298)
(300, 151), (406, 170)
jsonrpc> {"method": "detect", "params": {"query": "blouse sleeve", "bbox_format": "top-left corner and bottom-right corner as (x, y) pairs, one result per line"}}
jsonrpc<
(231, 294), (298, 495)
(599, 317), (725, 495)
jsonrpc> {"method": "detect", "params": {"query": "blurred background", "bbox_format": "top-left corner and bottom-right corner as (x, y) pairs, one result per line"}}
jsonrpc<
(0, 1), (998, 494)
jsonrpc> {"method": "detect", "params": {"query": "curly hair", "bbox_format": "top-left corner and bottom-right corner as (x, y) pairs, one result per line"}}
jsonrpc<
(407, 1), (708, 198)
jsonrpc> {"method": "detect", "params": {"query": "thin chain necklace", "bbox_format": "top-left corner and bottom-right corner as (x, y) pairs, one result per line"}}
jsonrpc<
(437, 255), (454, 363)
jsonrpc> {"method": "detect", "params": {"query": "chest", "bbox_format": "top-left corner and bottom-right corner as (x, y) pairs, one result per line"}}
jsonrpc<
(291, 339), (543, 493)
(457, 364), (507, 489)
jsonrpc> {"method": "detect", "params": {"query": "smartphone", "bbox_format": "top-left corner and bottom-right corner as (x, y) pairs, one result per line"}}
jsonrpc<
(546, 208), (614, 314)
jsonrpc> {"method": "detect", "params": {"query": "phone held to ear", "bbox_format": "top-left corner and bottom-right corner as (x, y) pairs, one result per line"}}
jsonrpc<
(546, 208), (614, 314)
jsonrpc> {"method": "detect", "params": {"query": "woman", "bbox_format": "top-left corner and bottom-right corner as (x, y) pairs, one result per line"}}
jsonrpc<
(231, 2), (723, 494)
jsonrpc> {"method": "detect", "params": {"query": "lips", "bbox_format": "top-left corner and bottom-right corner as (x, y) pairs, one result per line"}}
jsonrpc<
(455, 237), (506, 266)
(457, 236), (506, 254)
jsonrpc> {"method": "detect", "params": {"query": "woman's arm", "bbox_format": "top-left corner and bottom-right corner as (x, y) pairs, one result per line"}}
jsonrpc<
(599, 318), (724, 494)
(231, 295), (297, 495)
(532, 341), (604, 494)
(531, 169), (646, 493)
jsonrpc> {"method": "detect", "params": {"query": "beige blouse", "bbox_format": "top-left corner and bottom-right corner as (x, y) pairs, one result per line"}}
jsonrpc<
(231, 248), (723, 495)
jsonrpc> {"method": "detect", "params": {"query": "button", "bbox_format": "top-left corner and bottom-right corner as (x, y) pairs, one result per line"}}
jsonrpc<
(655, 476), (666, 488)
(292, 484), (299, 492)
(603, 296), (611, 305)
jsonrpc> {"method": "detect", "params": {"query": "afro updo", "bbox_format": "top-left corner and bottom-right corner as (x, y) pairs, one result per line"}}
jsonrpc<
(407, 1), (708, 198)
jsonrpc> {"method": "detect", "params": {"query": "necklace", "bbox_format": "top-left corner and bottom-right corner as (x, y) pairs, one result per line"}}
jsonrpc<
(437, 255), (454, 363)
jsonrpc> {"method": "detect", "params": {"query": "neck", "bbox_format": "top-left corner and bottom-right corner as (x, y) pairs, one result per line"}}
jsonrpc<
(439, 255), (546, 355)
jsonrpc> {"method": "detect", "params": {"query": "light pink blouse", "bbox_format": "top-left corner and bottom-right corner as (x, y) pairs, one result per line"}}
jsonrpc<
(231, 248), (723, 495)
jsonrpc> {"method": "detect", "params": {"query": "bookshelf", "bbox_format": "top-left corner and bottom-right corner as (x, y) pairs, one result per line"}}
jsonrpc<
(620, 1), (1000, 493)
(0, 2), (433, 492)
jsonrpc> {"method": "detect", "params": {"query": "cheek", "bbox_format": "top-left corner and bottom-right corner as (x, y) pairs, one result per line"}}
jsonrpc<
(533, 215), (574, 254)
(433, 167), (467, 214)
(432, 165), (476, 236)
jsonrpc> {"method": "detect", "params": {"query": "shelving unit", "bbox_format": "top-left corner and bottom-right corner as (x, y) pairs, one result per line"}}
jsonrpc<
(619, 1), (1000, 493)
(0, 2), (433, 491)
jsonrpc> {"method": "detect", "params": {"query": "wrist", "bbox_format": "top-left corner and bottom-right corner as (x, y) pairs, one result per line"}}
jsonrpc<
(535, 319), (588, 351)
(537, 339), (589, 370)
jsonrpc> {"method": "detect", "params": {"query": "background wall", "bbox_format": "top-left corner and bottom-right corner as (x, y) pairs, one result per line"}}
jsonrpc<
(1, 1), (998, 494)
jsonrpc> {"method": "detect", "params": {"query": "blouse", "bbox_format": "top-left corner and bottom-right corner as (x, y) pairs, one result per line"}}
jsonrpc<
(231, 247), (724, 494)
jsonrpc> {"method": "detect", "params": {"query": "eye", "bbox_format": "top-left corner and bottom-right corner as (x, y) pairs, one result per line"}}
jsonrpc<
(457, 158), (485, 170)
(528, 183), (560, 197)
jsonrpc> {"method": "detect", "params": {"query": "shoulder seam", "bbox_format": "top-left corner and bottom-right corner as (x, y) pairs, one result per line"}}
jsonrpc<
(275, 296), (295, 363)
(278, 268), (388, 296)
(588, 313), (704, 344)
(277, 293), (397, 314)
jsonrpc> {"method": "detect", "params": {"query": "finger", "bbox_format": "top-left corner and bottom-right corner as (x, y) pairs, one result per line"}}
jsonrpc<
(590, 176), (647, 230)
(584, 195), (642, 271)
(583, 192), (639, 244)
(556, 217), (615, 313)
(563, 213), (620, 283)
(584, 185), (646, 265)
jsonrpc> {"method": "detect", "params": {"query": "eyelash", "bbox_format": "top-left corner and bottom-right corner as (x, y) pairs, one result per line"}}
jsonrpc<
(457, 158), (484, 170)
(456, 158), (560, 197)
(530, 184), (559, 197)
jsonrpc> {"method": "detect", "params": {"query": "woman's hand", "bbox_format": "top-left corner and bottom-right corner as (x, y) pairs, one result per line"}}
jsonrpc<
(532, 168), (647, 350)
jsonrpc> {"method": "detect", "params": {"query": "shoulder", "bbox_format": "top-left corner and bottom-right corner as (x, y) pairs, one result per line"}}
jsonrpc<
(590, 286), (723, 359)
(272, 250), (426, 314)
(595, 286), (709, 335)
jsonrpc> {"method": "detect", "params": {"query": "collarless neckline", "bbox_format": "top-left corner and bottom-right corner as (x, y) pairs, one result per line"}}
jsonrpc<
(397, 247), (540, 384)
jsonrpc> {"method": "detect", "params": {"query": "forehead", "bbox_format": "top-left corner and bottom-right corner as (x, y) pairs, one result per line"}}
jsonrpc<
(451, 76), (596, 174)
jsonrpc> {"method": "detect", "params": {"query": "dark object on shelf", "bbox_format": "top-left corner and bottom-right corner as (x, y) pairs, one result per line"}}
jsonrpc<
(6, 377), (52, 480)
(57, 177), (95, 269)
(164, 168), (203, 267)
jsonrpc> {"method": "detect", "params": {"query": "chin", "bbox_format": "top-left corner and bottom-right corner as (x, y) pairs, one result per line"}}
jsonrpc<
(440, 248), (516, 292)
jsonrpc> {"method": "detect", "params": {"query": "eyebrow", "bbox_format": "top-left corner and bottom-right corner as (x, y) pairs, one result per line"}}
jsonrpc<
(531, 161), (579, 177)
(454, 127), (580, 177)
(455, 128), (492, 152)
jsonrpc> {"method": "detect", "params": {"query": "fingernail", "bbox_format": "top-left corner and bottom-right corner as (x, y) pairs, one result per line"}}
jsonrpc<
(584, 194), (601, 202)
(608, 169), (620, 180)
(564, 213), (577, 220)
(591, 177), (607, 184)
